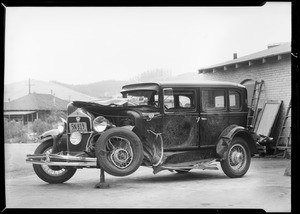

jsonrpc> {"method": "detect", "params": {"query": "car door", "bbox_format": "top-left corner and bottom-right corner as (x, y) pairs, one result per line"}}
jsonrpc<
(199, 88), (229, 147)
(161, 87), (200, 150)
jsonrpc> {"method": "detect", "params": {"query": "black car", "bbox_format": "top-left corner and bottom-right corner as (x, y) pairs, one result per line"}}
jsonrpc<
(26, 81), (258, 184)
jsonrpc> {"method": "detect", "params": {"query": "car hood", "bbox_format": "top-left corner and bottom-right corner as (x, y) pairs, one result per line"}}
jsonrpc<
(88, 98), (136, 107)
(72, 98), (135, 108)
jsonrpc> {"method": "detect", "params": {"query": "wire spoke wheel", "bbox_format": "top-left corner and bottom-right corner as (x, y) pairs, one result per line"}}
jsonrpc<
(95, 128), (143, 177)
(41, 147), (68, 177)
(220, 137), (251, 178)
(32, 140), (77, 184)
(106, 136), (134, 169)
(228, 144), (247, 172)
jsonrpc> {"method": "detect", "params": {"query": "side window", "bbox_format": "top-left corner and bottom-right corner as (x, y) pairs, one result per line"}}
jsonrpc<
(163, 88), (196, 112)
(202, 89), (226, 111)
(229, 90), (241, 110)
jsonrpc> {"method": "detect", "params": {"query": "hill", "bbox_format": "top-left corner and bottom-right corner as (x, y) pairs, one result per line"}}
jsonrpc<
(4, 72), (203, 102)
(4, 79), (98, 102)
(52, 80), (128, 99)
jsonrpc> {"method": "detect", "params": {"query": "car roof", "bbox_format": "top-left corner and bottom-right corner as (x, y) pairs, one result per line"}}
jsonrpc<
(122, 81), (245, 92)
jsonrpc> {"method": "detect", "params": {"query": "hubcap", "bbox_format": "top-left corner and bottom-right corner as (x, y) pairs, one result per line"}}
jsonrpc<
(231, 151), (244, 165)
(228, 144), (247, 172)
(113, 148), (129, 164)
(107, 136), (133, 169)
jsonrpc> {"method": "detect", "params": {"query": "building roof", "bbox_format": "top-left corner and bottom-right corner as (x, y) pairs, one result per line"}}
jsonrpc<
(198, 42), (291, 73)
(4, 110), (37, 116)
(4, 93), (69, 111)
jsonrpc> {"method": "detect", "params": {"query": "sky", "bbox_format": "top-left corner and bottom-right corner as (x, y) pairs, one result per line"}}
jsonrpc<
(4, 2), (291, 85)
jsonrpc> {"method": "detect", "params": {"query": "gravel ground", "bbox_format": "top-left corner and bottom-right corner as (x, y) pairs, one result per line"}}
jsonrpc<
(4, 143), (292, 211)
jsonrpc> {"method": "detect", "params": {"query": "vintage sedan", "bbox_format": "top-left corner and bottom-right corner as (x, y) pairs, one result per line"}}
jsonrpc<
(26, 81), (259, 184)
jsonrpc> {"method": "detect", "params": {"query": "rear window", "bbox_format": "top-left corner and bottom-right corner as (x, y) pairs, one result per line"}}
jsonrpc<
(202, 89), (226, 111)
(229, 90), (241, 110)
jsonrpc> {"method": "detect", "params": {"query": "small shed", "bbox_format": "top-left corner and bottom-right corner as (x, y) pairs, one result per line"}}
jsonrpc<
(4, 93), (69, 124)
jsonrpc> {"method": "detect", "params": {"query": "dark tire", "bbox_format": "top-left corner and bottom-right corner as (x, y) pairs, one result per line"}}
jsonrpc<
(95, 127), (143, 177)
(220, 137), (251, 178)
(175, 169), (191, 173)
(32, 140), (77, 184)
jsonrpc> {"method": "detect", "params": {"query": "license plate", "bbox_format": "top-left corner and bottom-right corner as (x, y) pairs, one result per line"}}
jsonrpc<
(69, 122), (87, 132)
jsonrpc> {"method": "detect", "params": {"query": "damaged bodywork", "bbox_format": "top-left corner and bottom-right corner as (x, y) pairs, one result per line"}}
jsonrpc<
(26, 81), (259, 184)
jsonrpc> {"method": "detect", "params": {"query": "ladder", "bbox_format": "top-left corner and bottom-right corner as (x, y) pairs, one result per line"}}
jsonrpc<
(274, 99), (291, 158)
(247, 80), (264, 130)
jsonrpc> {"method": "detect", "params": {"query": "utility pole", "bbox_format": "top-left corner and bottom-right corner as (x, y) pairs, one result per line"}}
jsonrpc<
(27, 78), (34, 94)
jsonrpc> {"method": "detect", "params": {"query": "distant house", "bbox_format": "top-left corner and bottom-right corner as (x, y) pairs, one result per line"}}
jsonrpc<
(4, 93), (69, 124)
(198, 42), (291, 149)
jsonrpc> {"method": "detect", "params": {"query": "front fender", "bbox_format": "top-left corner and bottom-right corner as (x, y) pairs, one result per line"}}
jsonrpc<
(216, 124), (257, 159)
(40, 129), (61, 139)
(40, 129), (66, 153)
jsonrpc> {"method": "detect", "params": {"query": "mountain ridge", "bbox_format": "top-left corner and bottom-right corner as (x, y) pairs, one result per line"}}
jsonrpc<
(4, 72), (201, 102)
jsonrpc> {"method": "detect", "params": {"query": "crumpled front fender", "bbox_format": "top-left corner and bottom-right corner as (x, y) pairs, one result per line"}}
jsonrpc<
(40, 129), (66, 153)
(40, 129), (61, 139)
(216, 124), (256, 159)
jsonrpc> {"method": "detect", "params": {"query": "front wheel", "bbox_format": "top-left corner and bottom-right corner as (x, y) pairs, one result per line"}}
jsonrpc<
(95, 127), (144, 177)
(220, 137), (251, 178)
(32, 140), (77, 184)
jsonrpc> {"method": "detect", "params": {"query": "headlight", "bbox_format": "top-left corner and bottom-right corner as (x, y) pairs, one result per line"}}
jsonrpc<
(57, 117), (67, 134)
(93, 116), (109, 132)
(70, 131), (82, 145)
(58, 124), (65, 133)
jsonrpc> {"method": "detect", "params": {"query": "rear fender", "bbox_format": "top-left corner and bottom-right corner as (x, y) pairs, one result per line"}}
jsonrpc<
(216, 124), (257, 160)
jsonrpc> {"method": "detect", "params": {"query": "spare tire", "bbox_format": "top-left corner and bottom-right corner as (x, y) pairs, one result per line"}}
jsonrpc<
(95, 127), (144, 177)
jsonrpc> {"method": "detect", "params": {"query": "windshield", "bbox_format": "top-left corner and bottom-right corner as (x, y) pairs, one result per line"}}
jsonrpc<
(122, 90), (159, 108)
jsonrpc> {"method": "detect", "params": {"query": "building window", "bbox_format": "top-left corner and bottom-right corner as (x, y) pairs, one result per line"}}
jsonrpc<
(202, 89), (226, 111)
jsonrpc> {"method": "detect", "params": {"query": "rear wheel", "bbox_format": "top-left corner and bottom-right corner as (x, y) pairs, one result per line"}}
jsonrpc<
(95, 127), (143, 177)
(32, 140), (77, 184)
(220, 137), (251, 178)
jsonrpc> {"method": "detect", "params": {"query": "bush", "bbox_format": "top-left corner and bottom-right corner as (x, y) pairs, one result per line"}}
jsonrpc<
(4, 110), (67, 143)
(45, 110), (67, 124)
(32, 119), (53, 135)
(4, 119), (29, 143)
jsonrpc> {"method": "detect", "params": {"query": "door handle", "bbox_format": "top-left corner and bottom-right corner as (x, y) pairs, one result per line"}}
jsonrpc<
(196, 117), (207, 122)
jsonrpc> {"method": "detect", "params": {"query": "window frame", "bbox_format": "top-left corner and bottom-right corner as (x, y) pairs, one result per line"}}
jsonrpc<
(229, 89), (242, 111)
(200, 88), (227, 112)
(162, 87), (197, 113)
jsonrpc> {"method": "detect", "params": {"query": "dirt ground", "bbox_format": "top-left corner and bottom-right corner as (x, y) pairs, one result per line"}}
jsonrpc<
(4, 143), (291, 211)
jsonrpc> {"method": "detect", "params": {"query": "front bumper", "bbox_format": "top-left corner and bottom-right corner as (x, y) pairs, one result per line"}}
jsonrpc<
(26, 153), (97, 167)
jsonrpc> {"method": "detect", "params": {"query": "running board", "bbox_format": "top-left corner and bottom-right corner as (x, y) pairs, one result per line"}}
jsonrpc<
(26, 154), (97, 167)
(153, 159), (219, 174)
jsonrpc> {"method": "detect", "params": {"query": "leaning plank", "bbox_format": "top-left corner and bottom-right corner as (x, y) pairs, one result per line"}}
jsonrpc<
(254, 100), (282, 137)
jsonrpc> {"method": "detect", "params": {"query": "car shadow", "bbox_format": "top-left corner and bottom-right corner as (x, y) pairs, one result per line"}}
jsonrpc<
(34, 170), (230, 189)
(113, 170), (229, 185)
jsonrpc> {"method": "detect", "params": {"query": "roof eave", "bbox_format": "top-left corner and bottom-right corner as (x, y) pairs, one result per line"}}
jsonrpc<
(198, 51), (290, 74)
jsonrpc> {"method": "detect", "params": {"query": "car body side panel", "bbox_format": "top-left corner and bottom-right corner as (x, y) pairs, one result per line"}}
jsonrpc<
(162, 114), (199, 149)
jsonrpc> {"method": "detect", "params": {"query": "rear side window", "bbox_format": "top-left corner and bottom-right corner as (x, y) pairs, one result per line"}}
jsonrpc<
(229, 90), (241, 110)
(202, 89), (226, 111)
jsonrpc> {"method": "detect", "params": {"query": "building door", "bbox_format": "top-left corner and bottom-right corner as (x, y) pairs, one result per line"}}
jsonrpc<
(241, 79), (255, 107)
